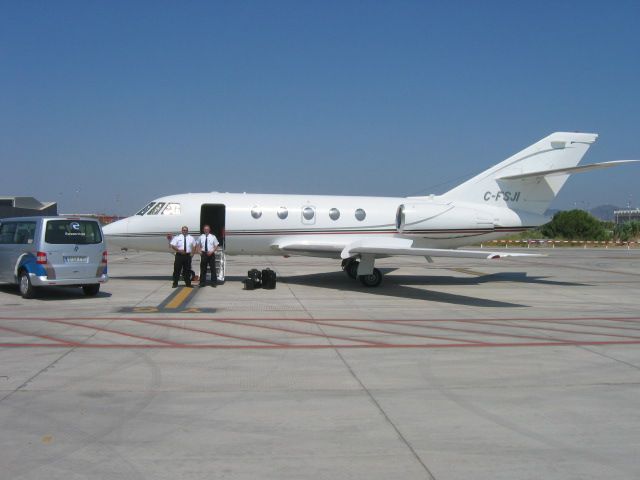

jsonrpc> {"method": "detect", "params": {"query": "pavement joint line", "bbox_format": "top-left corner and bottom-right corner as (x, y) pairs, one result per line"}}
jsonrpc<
(2, 339), (640, 349)
(524, 319), (640, 332)
(1, 315), (639, 322)
(0, 324), (78, 346)
(469, 319), (640, 340)
(319, 324), (437, 479)
(385, 319), (573, 343)
(292, 318), (487, 345)
(0, 347), (76, 404)
(578, 346), (640, 371)
(128, 317), (288, 346)
(218, 318), (386, 346)
(41, 318), (185, 346)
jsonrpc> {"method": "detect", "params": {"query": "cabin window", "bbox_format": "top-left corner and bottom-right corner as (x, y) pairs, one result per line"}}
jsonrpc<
(302, 206), (315, 221)
(251, 206), (262, 219)
(136, 202), (156, 216)
(277, 207), (288, 219)
(147, 202), (167, 215)
(162, 203), (181, 215)
(329, 208), (340, 220)
(355, 208), (366, 221)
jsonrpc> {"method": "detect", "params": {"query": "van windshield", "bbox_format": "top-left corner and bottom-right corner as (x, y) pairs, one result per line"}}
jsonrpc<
(45, 220), (103, 245)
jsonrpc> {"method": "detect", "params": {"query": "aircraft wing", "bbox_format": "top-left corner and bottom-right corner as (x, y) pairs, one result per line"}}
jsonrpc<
(274, 237), (541, 260)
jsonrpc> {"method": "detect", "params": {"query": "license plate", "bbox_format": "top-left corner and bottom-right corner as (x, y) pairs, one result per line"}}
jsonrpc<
(64, 256), (88, 264)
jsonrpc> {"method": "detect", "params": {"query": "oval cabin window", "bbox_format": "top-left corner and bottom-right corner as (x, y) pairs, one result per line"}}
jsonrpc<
(251, 206), (262, 219)
(302, 206), (315, 221)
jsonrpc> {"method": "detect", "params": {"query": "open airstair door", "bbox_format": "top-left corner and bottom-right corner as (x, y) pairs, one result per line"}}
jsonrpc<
(200, 204), (226, 248)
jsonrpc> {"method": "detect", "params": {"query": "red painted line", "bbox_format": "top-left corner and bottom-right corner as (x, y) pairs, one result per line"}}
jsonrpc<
(0, 325), (77, 346)
(129, 318), (287, 346)
(2, 340), (640, 349)
(41, 318), (184, 346)
(461, 320), (640, 341)
(2, 315), (640, 323)
(290, 319), (487, 345)
(381, 320), (570, 343)
(218, 318), (386, 346)
(523, 319), (640, 332)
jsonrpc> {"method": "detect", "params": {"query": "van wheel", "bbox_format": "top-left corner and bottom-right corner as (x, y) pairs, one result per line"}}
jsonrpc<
(83, 284), (100, 296)
(19, 271), (36, 299)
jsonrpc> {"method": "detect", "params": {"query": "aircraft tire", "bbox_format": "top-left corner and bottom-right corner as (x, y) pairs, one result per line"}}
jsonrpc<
(359, 268), (382, 287)
(345, 260), (359, 279)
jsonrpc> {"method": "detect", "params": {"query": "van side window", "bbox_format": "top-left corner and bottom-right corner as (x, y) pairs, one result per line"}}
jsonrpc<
(0, 222), (17, 244)
(14, 222), (36, 244)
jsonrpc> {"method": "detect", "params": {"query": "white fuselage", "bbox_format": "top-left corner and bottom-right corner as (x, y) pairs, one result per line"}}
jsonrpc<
(104, 192), (545, 257)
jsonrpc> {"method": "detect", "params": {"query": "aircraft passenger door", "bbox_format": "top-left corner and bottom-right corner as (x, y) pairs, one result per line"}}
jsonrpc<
(200, 204), (226, 248)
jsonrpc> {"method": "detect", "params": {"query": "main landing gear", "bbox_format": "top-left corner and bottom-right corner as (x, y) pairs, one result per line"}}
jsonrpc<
(341, 257), (383, 287)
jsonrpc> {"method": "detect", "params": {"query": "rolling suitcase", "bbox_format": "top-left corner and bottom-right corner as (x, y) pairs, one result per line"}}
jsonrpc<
(261, 268), (277, 289)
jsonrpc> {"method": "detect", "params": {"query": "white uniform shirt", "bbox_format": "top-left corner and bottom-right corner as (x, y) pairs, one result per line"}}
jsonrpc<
(170, 233), (196, 253)
(198, 233), (219, 254)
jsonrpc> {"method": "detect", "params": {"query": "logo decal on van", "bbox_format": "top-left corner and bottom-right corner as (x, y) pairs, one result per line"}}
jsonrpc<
(70, 222), (80, 230)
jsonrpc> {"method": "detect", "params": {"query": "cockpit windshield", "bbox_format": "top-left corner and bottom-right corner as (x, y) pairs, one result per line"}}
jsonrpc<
(147, 202), (166, 215)
(162, 203), (181, 215)
(136, 202), (156, 216)
(135, 201), (182, 216)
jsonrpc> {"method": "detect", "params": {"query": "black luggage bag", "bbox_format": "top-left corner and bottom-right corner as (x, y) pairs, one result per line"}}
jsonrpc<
(261, 268), (277, 289)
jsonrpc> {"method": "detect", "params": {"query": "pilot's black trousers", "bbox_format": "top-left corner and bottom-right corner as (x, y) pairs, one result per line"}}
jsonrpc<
(173, 253), (192, 286)
(200, 253), (217, 284)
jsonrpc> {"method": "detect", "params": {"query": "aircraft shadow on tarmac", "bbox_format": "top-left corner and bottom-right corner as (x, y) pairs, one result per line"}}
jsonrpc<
(0, 285), (112, 301)
(279, 270), (590, 308)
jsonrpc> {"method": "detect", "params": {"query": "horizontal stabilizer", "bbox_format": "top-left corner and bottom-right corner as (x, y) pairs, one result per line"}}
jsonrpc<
(498, 160), (640, 180)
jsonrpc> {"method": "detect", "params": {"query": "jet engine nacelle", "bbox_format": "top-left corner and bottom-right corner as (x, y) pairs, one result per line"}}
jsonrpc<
(396, 202), (495, 233)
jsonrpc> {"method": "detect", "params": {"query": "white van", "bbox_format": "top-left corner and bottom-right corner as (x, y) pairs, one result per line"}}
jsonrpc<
(0, 217), (108, 298)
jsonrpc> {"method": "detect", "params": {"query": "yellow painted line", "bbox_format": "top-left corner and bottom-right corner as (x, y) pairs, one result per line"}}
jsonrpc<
(165, 287), (193, 309)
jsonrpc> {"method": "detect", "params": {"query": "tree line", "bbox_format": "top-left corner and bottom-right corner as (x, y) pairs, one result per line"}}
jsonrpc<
(518, 210), (640, 241)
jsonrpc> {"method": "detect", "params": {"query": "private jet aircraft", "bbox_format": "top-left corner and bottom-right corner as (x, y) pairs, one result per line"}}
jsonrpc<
(104, 132), (637, 286)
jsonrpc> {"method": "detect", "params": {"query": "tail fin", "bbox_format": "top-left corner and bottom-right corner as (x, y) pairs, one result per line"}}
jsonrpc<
(441, 132), (598, 214)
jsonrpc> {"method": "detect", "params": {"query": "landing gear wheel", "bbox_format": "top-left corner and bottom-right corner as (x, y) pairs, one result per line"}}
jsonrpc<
(82, 284), (100, 296)
(344, 260), (359, 279)
(359, 268), (383, 287)
(18, 270), (36, 299)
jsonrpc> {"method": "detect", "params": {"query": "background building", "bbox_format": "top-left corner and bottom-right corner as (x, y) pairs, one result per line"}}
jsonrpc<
(614, 209), (640, 224)
(0, 196), (57, 219)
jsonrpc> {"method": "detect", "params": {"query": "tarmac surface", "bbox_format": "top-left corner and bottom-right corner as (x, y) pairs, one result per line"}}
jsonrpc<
(1, 248), (639, 479)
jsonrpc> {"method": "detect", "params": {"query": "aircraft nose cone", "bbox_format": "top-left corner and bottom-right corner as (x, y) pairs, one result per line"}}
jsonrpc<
(103, 218), (129, 247)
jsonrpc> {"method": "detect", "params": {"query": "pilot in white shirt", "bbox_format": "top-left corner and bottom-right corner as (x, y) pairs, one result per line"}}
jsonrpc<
(169, 226), (196, 287)
(197, 224), (219, 287)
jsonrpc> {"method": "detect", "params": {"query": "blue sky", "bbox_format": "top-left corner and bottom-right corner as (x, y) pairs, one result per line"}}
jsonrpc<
(1, 0), (639, 215)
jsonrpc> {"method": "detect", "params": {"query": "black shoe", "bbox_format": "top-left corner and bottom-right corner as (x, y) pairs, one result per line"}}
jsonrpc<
(211, 283), (217, 287)
(199, 283), (206, 287)
(185, 284), (192, 288)
(172, 283), (178, 288)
